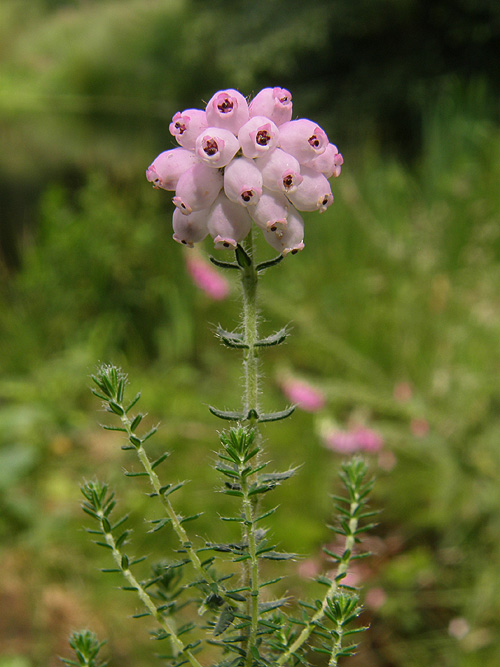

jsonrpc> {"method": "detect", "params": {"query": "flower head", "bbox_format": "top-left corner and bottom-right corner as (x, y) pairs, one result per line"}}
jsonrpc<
(147, 87), (343, 254)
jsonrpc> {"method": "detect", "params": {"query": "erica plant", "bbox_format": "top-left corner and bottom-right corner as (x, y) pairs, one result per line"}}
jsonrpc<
(63, 88), (376, 667)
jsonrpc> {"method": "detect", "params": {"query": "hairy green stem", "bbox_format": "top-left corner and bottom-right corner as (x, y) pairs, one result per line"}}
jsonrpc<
(240, 230), (259, 422)
(240, 466), (260, 667)
(276, 496), (362, 666)
(238, 231), (261, 664)
(329, 624), (345, 667)
(118, 412), (222, 596)
(97, 510), (203, 667)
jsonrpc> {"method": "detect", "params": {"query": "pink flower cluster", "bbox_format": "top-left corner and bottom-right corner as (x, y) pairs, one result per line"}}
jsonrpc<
(146, 87), (343, 254)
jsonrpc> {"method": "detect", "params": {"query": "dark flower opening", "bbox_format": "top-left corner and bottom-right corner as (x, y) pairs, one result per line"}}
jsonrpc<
(203, 139), (219, 156)
(256, 130), (271, 146)
(218, 98), (234, 114)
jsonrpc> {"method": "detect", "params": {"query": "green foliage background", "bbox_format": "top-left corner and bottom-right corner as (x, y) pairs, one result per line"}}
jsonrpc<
(1, 1), (500, 666)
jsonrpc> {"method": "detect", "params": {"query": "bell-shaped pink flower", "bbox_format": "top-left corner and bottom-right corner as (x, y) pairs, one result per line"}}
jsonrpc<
(238, 116), (279, 159)
(286, 166), (333, 213)
(249, 87), (293, 126)
(278, 119), (329, 163)
(172, 208), (209, 247)
(262, 207), (304, 255)
(255, 148), (303, 193)
(207, 193), (252, 249)
(250, 190), (289, 232)
(146, 148), (199, 191)
(224, 157), (263, 207)
(205, 89), (249, 134)
(172, 162), (223, 215)
(304, 143), (344, 178)
(195, 127), (240, 168)
(169, 109), (208, 150)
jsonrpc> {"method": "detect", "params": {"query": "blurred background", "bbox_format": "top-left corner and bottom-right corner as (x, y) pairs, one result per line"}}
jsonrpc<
(2, 0), (500, 665)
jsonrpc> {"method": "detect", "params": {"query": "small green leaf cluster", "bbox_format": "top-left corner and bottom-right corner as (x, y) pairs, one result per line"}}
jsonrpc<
(60, 630), (107, 667)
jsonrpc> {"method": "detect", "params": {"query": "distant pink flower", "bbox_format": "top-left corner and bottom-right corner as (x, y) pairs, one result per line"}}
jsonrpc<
(377, 449), (397, 471)
(393, 381), (413, 402)
(322, 425), (384, 454)
(297, 558), (321, 579)
(448, 617), (470, 640)
(185, 252), (230, 301)
(323, 430), (360, 454)
(281, 378), (326, 412)
(365, 587), (387, 610)
(340, 570), (361, 588)
(411, 418), (429, 438)
(351, 426), (383, 452)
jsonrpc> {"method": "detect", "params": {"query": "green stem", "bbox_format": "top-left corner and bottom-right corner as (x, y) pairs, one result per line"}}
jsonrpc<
(240, 230), (259, 423)
(97, 510), (203, 667)
(119, 412), (222, 597)
(329, 624), (345, 667)
(241, 466), (260, 667)
(276, 497), (362, 666)
(238, 230), (261, 665)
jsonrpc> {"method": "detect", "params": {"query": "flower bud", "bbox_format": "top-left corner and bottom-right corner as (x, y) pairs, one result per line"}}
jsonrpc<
(195, 127), (240, 168)
(249, 87), (293, 126)
(172, 208), (209, 247)
(262, 207), (304, 255)
(238, 116), (279, 159)
(205, 89), (249, 134)
(304, 143), (344, 178)
(224, 157), (263, 207)
(250, 190), (289, 232)
(286, 166), (333, 213)
(278, 119), (329, 163)
(146, 148), (199, 191)
(207, 193), (252, 249)
(172, 163), (223, 215)
(255, 148), (303, 194)
(169, 109), (208, 150)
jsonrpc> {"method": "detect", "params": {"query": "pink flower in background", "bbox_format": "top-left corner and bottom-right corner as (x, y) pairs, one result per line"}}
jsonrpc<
(323, 430), (360, 453)
(351, 426), (383, 452)
(365, 587), (387, 610)
(281, 378), (326, 412)
(297, 558), (321, 579)
(411, 418), (430, 438)
(393, 381), (413, 402)
(322, 424), (384, 454)
(185, 252), (230, 301)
